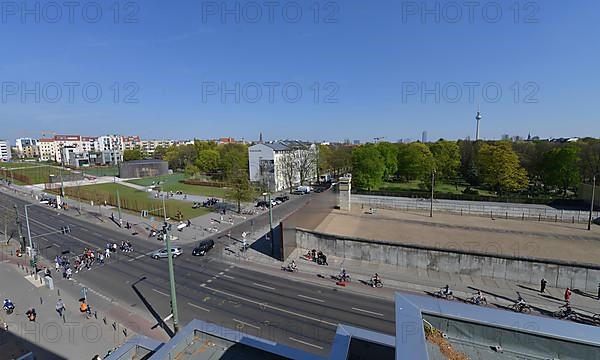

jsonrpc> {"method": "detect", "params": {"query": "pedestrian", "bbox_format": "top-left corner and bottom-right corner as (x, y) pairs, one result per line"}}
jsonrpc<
(55, 299), (65, 317)
(66, 267), (73, 279)
(540, 278), (547, 293)
(26, 308), (36, 322)
(55, 256), (60, 272)
(105, 247), (110, 258)
(564, 287), (572, 303)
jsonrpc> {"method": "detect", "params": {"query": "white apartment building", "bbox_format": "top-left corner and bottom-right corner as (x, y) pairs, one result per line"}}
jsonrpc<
(248, 140), (318, 192)
(122, 136), (142, 151)
(15, 138), (38, 155)
(0, 140), (11, 161)
(38, 138), (58, 162)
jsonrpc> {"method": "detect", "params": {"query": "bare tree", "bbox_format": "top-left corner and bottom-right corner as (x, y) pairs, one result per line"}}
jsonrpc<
(297, 146), (318, 185)
(279, 152), (297, 192)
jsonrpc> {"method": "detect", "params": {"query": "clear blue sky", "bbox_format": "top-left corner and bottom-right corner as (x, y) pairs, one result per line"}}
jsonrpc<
(1, 0), (598, 143)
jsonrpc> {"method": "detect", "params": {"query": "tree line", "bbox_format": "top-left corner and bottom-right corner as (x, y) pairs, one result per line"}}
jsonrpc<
(345, 138), (600, 196)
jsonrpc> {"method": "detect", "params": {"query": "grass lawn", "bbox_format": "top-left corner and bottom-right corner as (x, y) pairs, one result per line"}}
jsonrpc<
(0, 162), (75, 185)
(126, 173), (228, 198)
(379, 180), (496, 197)
(62, 183), (211, 220)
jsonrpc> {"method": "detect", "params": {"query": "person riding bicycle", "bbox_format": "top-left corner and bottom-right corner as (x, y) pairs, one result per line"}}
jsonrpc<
(442, 285), (453, 296)
(339, 268), (348, 281)
(371, 273), (381, 287)
(289, 261), (297, 271)
(473, 290), (486, 304)
(560, 302), (573, 315)
(3, 299), (14, 310)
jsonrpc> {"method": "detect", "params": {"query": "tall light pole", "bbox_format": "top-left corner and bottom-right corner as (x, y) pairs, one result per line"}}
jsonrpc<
(14, 205), (25, 251)
(588, 175), (596, 231)
(24, 204), (35, 261)
(430, 171), (436, 218)
(162, 196), (180, 333)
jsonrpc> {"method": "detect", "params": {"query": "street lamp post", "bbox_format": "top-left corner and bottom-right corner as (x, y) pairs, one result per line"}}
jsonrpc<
(162, 196), (180, 333)
(24, 204), (35, 262)
(430, 171), (436, 218)
(588, 175), (596, 231)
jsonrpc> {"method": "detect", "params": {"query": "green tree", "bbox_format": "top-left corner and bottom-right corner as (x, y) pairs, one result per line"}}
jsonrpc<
(184, 164), (200, 177)
(542, 146), (581, 195)
(396, 142), (434, 181)
(225, 170), (255, 213)
(152, 146), (167, 160)
(123, 148), (143, 161)
(352, 145), (385, 190)
(196, 149), (220, 173)
(428, 140), (460, 181)
(375, 142), (398, 181)
(318, 144), (333, 177)
(579, 139), (600, 182)
(477, 142), (529, 193)
(219, 144), (248, 181)
(329, 145), (352, 176)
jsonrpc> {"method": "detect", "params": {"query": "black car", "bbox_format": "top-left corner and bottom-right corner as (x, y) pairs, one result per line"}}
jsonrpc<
(192, 239), (215, 256)
(256, 200), (269, 207)
(275, 195), (289, 203)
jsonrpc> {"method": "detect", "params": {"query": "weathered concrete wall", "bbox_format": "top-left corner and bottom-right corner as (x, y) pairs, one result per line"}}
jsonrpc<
(296, 228), (600, 292)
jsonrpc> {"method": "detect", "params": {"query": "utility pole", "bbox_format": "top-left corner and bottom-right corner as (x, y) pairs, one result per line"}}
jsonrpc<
(24, 205), (34, 254)
(162, 196), (180, 333)
(116, 188), (122, 226)
(14, 205), (25, 251)
(430, 171), (435, 218)
(588, 175), (596, 231)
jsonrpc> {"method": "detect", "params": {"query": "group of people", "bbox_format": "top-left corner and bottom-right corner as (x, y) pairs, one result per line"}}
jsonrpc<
(306, 249), (328, 266)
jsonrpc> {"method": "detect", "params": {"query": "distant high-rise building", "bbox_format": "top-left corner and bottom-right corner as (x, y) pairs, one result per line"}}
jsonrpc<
(0, 140), (11, 161)
(353, 140), (361, 145)
(501, 134), (510, 141)
(421, 131), (428, 143)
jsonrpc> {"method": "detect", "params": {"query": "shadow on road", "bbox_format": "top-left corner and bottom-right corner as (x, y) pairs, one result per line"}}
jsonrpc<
(131, 276), (175, 339)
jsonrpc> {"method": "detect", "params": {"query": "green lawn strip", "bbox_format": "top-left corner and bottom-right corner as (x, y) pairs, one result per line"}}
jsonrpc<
(379, 181), (496, 196)
(84, 166), (119, 177)
(62, 183), (211, 220)
(0, 163), (75, 185)
(126, 173), (227, 198)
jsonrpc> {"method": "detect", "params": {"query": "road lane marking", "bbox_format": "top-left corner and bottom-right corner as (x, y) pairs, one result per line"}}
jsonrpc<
(80, 228), (89, 232)
(218, 272), (224, 275)
(188, 303), (210, 312)
(222, 275), (234, 280)
(289, 337), (323, 350)
(152, 289), (169, 297)
(253, 282), (275, 291)
(233, 319), (260, 329)
(201, 285), (337, 327)
(128, 254), (146, 262)
(297, 294), (325, 303)
(52, 243), (60, 248)
(351, 307), (384, 317)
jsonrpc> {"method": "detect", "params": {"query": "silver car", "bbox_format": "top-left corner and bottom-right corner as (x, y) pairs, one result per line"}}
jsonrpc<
(151, 247), (183, 259)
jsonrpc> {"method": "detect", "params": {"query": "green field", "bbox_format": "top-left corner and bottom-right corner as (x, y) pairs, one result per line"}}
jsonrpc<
(0, 162), (76, 185)
(126, 174), (228, 198)
(379, 181), (496, 196)
(62, 183), (211, 220)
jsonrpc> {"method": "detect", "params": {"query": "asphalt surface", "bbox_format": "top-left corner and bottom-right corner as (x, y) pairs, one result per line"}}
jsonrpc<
(0, 191), (394, 356)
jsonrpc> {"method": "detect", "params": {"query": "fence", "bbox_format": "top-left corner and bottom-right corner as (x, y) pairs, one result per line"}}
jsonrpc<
(354, 195), (599, 225)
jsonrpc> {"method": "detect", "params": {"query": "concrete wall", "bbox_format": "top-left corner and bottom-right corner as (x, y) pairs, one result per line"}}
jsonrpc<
(295, 229), (600, 292)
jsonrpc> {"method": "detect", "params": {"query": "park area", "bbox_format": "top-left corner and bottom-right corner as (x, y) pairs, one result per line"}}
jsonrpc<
(126, 173), (228, 198)
(0, 162), (76, 185)
(60, 183), (210, 220)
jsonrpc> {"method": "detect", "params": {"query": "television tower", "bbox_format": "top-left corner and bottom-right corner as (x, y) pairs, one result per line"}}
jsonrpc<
(475, 105), (482, 141)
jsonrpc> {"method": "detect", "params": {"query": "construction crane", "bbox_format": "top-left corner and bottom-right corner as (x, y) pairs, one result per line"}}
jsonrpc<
(41, 131), (57, 139)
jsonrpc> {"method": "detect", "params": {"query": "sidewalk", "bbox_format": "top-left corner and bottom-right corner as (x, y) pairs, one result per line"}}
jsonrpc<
(0, 261), (131, 359)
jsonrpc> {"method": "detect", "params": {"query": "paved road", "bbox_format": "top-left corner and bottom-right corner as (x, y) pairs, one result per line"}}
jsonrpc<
(0, 191), (393, 356)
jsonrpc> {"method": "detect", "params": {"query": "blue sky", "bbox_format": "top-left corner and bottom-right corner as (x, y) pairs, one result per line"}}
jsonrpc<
(1, 0), (598, 143)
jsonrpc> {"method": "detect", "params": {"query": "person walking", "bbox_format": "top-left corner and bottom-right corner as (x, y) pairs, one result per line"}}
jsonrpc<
(55, 299), (65, 318)
(564, 287), (572, 303)
(540, 278), (547, 293)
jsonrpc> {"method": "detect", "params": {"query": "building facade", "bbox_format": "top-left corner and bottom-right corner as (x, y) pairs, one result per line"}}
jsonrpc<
(0, 140), (11, 161)
(248, 141), (318, 192)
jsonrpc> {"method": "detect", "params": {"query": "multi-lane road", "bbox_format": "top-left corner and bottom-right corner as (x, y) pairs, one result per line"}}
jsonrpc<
(0, 191), (394, 355)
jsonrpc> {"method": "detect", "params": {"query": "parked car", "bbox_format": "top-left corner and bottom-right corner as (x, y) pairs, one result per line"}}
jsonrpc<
(192, 239), (215, 256)
(151, 247), (183, 259)
(275, 195), (289, 203)
(296, 186), (312, 194)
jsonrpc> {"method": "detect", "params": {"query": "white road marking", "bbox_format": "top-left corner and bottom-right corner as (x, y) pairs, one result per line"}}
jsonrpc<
(222, 274), (234, 280)
(253, 282), (275, 291)
(233, 319), (260, 330)
(201, 285), (337, 327)
(80, 228), (89, 232)
(52, 243), (60, 248)
(207, 279), (213, 283)
(218, 272), (224, 275)
(289, 337), (324, 350)
(128, 254), (146, 262)
(152, 289), (169, 297)
(188, 303), (210, 312)
(351, 307), (384, 317)
(297, 294), (325, 303)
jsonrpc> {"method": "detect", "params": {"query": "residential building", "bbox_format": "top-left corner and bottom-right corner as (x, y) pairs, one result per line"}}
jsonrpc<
(0, 140), (11, 161)
(15, 137), (38, 155)
(248, 140), (318, 192)
(122, 136), (142, 151)
(39, 138), (58, 162)
(21, 145), (40, 159)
